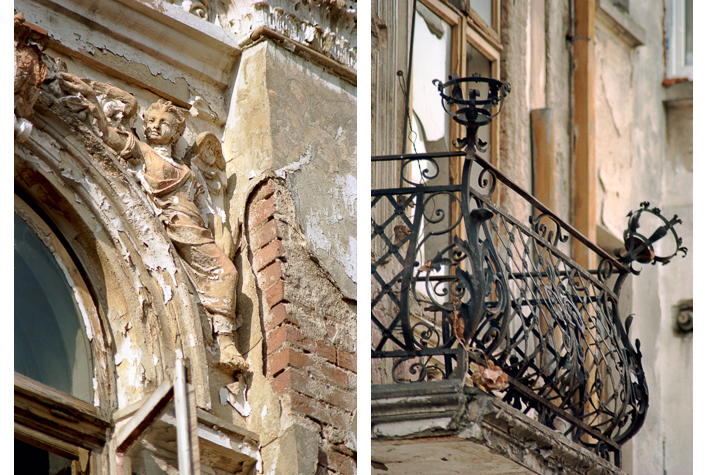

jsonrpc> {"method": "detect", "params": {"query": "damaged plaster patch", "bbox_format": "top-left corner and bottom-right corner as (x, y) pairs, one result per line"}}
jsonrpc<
(302, 209), (357, 285)
(114, 335), (144, 407)
(346, 236), (357, 283)
(274, 144), (312, 178)
(220, 378), (251, 416)
(154, 273), (173, 304)
(305, 219), (331, 253)
(335, 173), (356, 217)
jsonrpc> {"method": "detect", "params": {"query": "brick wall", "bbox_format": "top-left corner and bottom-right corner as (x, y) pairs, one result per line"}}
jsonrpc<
(246, 177), (356, 474)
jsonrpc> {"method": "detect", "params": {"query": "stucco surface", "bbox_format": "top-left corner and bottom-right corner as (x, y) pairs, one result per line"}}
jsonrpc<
(225, 40), (357, 300)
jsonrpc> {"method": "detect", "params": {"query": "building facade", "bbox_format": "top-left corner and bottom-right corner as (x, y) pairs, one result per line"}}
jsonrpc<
(371, 1), (691, 474)
(14, 1), (357, 474)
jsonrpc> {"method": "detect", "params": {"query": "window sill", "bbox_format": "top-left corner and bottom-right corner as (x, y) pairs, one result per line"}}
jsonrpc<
(596, 0), (646, 47)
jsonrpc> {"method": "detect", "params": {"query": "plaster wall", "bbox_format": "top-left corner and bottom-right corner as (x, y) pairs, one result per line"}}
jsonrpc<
(590, 3), (693, 475)
(594, 23), (636, 239)
(225, 40), (357, 301)
(500, 0), (533, 221)
(654, 97), (693, 475)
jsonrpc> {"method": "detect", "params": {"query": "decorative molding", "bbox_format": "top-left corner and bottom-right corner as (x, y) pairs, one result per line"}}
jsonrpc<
(168, 0), (357, 71)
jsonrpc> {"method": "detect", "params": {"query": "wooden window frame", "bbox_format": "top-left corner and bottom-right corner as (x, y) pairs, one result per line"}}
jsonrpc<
(15, 194), (113, 473)
(409, 0), (502, 163)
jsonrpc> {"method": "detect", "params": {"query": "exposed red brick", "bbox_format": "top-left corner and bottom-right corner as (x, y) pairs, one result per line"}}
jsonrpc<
(251, 179), (275, 203)
(285, 391), (350, 429)
(270, 367), (310, 395)
(265, 302), (297, 332)
(315, 340), (337, 365)
(318, 363), (349, 389)
(253, 239), (284, 272)
(248, 195), (276, 228)
(320, 448), (355, 475)
(257, 260), (283, 289)
(264, 279), (286, 308)
(251, 219), (280, 250)
(267, 324), (316, 355)
(321, 386), (356, 411)
(269, 347), (311, 377)
(285, 390), (317, 417)
(336, 350), (356, 373)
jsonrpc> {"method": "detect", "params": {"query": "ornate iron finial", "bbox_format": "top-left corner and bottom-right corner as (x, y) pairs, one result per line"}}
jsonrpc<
(433, 74), (510, 153)
(616, 202), (687, 272)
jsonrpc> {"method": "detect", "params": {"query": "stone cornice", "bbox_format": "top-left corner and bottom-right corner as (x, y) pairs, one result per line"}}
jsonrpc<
(19, 0), (242, 91)
(166, 0), (357, 71)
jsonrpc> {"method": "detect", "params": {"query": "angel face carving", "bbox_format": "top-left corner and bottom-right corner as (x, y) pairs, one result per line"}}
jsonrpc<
(143, 100), (185, 147)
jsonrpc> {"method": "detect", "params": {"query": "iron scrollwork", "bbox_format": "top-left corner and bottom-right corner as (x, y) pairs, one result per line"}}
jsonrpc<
(371, 75), (687, 468)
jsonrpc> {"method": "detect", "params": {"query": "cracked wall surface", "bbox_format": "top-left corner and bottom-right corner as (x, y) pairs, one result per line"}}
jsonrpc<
(225, 40), (357, 301)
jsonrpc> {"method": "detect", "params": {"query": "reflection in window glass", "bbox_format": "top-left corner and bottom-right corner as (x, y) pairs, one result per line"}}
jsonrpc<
(14, 211), (93, 403)
(466, 42), (493, 163)
(410, 3), (452, 158)
(469, 0), (492, 26)
(410, 4), (453, 298)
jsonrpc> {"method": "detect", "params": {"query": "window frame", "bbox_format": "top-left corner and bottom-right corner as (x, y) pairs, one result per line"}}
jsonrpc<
(408, 0), (502, 166)
(409, 0), (502, 248)
(14, 194), (113, 473)
(665, 0), (692, 80)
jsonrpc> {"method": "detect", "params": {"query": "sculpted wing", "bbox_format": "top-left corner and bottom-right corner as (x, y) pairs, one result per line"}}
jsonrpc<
(184, 132), (234, 257)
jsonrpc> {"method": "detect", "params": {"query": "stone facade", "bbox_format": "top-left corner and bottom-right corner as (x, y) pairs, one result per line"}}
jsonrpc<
(14, 1), (356, 473)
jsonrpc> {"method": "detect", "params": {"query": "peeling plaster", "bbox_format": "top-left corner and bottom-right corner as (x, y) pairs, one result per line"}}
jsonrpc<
(219, 379), (251, 417)
(274, 144), (313, 179)
(346, 236), (357, 283)
(335, 173), (357, 217)
(93, 377), (99, 407)
(154, 273), (173, 305)
(114, 335), (145, 407)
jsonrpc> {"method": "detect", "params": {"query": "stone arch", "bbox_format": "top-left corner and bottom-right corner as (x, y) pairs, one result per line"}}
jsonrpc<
(15, 100), (213, 410)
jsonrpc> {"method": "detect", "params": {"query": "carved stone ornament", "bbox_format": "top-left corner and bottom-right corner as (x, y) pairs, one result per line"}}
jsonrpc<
(29, 52), (247, 373)
(14, 13), (48, 143)
(165, 0), (357, 70)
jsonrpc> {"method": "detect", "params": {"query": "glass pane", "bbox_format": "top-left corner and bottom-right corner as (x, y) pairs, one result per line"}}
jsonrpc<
(410, 3), (452, 157)
(410, 4), (453, 291)
(685, 0), (692, 65)
(14, 212), (93, 403)
(15, 439), (73, 475)
(469, 0), (492, 26)
(466, 42), (493, 163)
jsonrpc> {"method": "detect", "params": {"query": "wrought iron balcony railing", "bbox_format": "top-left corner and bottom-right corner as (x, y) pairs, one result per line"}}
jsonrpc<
(371, 75), (686, 467)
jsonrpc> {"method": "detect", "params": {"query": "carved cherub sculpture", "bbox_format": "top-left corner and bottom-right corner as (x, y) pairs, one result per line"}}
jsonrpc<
(58, 73), (247, 373)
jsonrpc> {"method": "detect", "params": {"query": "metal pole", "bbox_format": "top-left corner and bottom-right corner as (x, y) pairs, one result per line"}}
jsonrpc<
(174, 359), (193, 475)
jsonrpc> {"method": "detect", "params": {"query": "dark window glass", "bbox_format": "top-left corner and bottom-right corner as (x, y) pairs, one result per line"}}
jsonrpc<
(14, 212), (93, 403)
(14, 439), (73, 475)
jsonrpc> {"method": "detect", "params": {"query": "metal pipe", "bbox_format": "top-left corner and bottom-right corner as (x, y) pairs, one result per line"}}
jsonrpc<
(174, 359), (193, 475)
